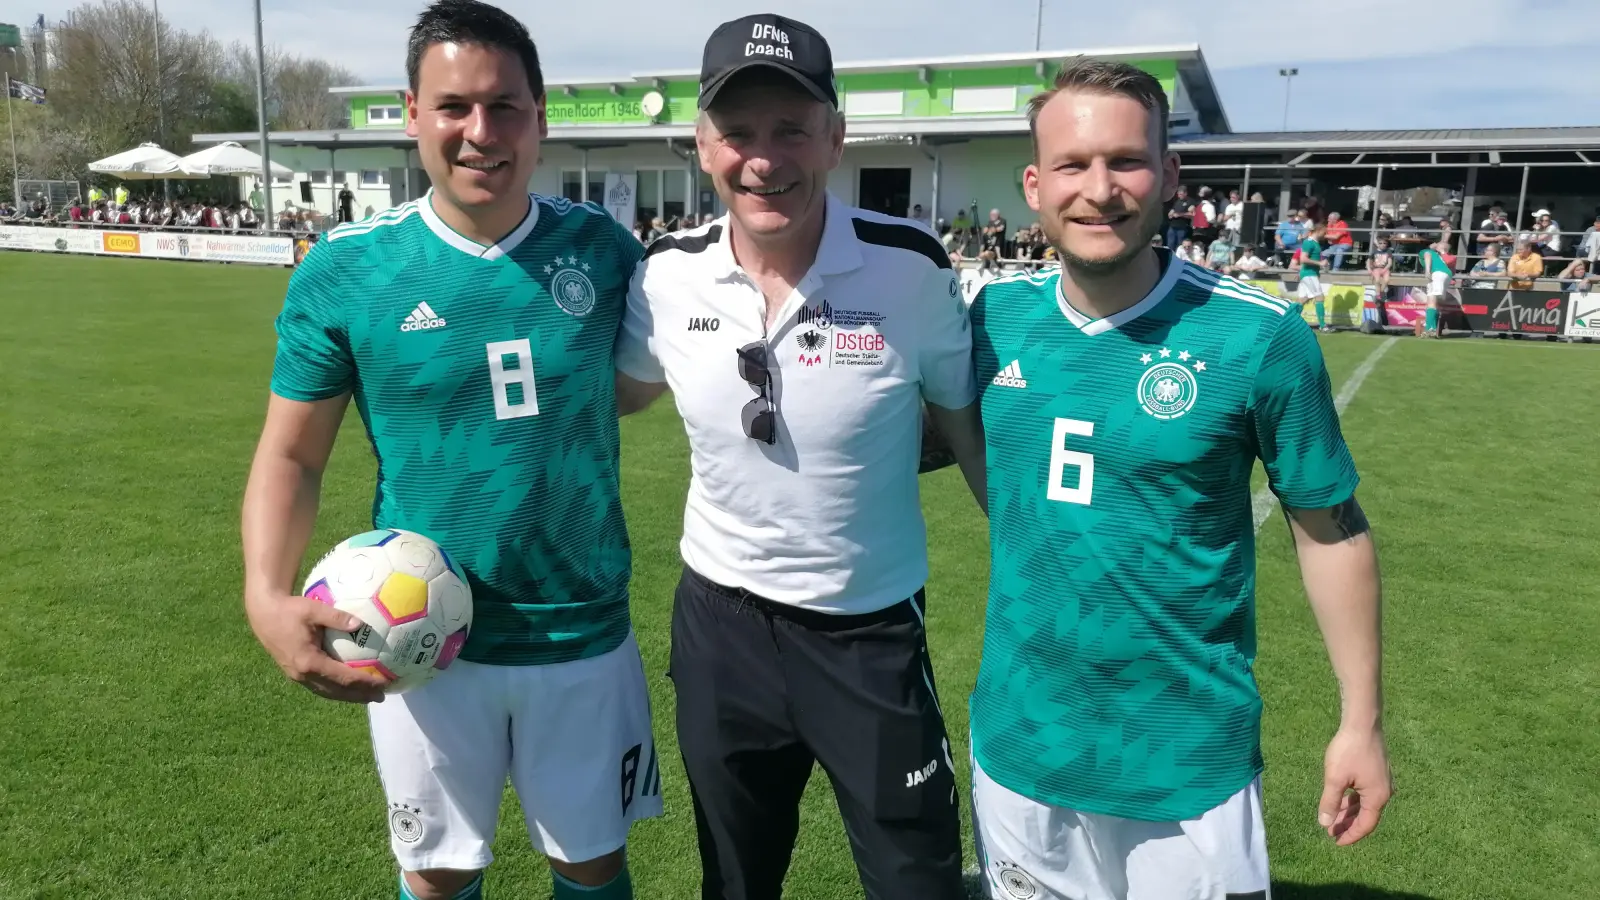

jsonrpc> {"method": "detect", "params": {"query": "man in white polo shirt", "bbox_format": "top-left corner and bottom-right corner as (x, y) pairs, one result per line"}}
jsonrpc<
(614, 14), (984, 900)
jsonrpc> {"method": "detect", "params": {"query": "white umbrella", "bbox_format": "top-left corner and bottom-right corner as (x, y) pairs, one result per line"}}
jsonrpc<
(86, 142), (207, 180)
(176, 141), (293, 178)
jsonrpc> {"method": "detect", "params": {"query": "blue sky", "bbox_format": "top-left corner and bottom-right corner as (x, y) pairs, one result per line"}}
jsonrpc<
(12, 0), (1597, 132)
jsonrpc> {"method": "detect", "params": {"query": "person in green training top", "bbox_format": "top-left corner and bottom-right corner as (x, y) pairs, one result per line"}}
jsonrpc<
(1298, 221), (1332, 332)
(964, 60), (1391, 900)
(239, 3), (658, 900)
(1418, 239), (1453, 338)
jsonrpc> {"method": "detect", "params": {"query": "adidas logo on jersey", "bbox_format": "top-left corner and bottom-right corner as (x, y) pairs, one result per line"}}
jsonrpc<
(992, 360), (1028, 389)
(400, 302), (446, 332)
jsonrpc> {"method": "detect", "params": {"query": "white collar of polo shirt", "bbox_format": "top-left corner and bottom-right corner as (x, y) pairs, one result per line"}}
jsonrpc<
(1055, 247), (1185, 336)
(418, 188), (540, 261)
(705, 192), (866, 285)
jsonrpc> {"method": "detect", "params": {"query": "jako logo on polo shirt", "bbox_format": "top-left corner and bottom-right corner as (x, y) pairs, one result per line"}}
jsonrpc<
(746, 23), (793, 60)
(687, 317), (720, 331)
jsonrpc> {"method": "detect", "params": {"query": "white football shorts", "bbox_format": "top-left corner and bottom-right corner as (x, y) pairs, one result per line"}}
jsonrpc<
(1296, 275), (1325, 300)
(1427, 270), (1449, 298)
(368, 632), (662, 872)
(972, 756), (1270, 900)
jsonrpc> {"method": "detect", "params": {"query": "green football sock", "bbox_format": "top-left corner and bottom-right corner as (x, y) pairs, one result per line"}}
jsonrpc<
(399, 872), (483, 900)
(1425, 307), (1438, 332)
(1314, 301), (1326, 327)
(553, 867), (632, 900)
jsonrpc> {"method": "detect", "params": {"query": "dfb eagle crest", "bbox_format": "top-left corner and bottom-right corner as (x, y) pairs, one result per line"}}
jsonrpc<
(796, 329), (827, 367)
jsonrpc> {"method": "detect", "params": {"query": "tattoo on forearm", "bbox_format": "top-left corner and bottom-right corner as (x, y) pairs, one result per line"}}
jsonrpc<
(1330, 497), (1370, 541)
(1282, 497), (1370, 544)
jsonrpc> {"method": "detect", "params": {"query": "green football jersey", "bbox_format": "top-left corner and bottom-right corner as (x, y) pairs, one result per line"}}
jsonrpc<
(1299, 238), (1323, 279)
(969, 256), (1358, 822)
(271, 191), (644, 666)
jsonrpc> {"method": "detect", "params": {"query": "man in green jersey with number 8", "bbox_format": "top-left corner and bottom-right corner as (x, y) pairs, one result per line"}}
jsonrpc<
(240, 3), (658, 899)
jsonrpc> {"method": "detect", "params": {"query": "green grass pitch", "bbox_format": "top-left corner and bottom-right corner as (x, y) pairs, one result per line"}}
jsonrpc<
(1, 252), (1596, 899)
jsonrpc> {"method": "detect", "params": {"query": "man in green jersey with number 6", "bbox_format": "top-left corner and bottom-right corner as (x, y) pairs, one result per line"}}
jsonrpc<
(965, 60), (1392, 900)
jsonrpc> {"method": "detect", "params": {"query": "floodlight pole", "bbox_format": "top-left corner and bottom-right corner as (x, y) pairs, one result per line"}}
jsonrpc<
(1034, 0), (1044, 51)
(253, 0), (273, 227)
(5, 72), (18, 206)
(153, 0), (169, 202)
(1278, 68), (1298, 131)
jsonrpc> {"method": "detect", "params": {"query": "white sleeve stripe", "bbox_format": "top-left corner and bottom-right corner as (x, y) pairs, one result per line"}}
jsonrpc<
(1180, 274), (1290, 315)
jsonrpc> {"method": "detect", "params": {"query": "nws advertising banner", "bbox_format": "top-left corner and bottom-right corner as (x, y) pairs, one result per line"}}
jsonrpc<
(0, 224), (294, 265)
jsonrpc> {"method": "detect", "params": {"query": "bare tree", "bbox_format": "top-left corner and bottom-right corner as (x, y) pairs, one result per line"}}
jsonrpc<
(273, 57), (358, 131)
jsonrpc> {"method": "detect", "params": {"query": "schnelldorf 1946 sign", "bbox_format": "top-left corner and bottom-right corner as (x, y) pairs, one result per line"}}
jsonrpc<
(546, 99), (646, 123)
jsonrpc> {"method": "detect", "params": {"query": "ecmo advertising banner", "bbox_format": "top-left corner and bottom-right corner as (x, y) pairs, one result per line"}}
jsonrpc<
(0, 225), (294, 265)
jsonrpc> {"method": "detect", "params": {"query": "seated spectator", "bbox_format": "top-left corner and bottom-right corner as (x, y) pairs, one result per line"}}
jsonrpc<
(68, 200), (84, 224)
(1367, 237), (1394, 295)
(1273, 210), (1305, 267)
(1475, 209), (1514, 260)
(1391, 216), (1424, 271)
(1523, 210), (1561, 271)
(1228, 245), (1268, 276)
(1012, 225), (1033, 260)
(1579, 214), (1600, 262)
(1323, 211), (1353, 270)
(1557, 258), (1600, 292)
(1205, 234), (1234, 271)
(1507, 241), (1544, 290)
(240, 203), (258, 231)
(277, 208), (296, 231)
(1468, 244), (1505, 289)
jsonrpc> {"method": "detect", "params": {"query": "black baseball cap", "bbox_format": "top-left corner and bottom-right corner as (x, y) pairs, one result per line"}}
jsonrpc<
(698, 14), (837, 110)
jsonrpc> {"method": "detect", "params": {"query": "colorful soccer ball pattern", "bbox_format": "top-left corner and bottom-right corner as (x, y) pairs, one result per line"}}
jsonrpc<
(300, 529), (472, 694)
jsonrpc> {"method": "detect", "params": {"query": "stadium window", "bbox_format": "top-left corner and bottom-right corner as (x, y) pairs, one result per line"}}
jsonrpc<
(272, 171), (292, 186)
(334, 170), (349, 187)
(311, 170), (330, 185)
(360, 169), (389, 187)
(560, 170), (607, 203)
(368, 105), (403, 124)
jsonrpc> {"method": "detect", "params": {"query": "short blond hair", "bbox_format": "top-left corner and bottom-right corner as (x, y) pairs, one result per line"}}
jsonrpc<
(1026, 59), (1171, 159)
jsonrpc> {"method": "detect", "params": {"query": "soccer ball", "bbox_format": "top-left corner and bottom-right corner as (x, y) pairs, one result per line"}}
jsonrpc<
(300, 529), (473, 694)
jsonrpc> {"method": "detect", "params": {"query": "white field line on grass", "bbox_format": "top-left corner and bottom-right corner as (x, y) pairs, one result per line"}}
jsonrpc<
(1250, 336), (1400, 534)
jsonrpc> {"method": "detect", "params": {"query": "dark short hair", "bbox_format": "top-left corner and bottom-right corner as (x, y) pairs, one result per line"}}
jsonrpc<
(406, 0), (544, 99)
(1026, 59), (1170, 160)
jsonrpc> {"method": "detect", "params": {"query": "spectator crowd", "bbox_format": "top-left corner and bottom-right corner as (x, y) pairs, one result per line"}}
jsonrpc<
(0, 189), (327, 235)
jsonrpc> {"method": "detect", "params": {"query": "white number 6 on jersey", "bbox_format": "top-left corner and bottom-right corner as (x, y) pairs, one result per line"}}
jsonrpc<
(1047, 418), (1094, 505)
(487, 339), (540, 420)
